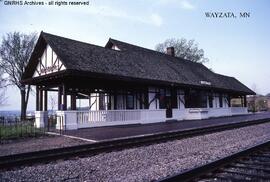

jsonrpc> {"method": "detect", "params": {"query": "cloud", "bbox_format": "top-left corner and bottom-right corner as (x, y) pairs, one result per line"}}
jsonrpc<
(47, 5), (163, 27)
(150, 14), (163, 27)
(157, 0), (195, 10)
(89, 5), (127, 18)
(91, 6), (163, 27)
(180, 0), (195, 10)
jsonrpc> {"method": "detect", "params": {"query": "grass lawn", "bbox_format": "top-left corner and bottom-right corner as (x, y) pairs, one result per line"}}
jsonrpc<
(0, 122), (45, 140)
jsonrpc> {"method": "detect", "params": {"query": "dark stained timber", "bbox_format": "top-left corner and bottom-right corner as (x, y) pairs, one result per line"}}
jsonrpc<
(21, 32), (254, 96)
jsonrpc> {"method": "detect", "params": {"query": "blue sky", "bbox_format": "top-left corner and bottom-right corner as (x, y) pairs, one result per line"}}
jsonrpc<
(0, 0), (270, 111)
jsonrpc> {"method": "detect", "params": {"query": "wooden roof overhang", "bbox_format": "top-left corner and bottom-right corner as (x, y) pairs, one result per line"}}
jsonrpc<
(21, 70), (67, 87)
(21, 69), (252, 96)
(21, 32), (255, 96)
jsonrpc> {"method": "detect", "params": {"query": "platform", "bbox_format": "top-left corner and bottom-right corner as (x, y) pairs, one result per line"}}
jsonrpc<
(62, 112), (270, 141)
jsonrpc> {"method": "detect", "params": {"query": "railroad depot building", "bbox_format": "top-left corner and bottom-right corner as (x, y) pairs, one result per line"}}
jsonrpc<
(21, 32), (255, 130)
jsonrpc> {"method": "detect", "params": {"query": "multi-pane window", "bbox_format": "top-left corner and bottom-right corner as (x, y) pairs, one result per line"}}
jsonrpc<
(177, 90), (185, 109)
(185, 90), (208, 108)
(159, 89), (166, 109)
(126, 95), (134, 109)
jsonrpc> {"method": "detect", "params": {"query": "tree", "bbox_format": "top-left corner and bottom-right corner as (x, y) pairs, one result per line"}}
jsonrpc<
(256, 99), (267, 111)
(155, 38), (209, 63)
(0, 32), (37, 120)
(0, 70), (7, 105)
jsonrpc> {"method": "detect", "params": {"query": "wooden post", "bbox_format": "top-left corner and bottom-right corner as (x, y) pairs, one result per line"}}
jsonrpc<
(114, 92), (117, 110)
(99, 93), (105, 110)
(44, 90), (48, 111)
(71, 92), (76, 110)
(20, 85), (26, 120)
(228, 95), (231, 107)
(134, 92), (137, 109)
(139, 92), (143, 109)
(62, 84), (67, 110)
(171, 87), (177, 108)
(144, 88), (149, 109)
(243, 95), (247, 107)
(58, 86), (62, 110)
(74, 93), (77, 110)
(108, 92), (111, 110)
(39, 88), (43, 111)
(36, 86), (40, 111)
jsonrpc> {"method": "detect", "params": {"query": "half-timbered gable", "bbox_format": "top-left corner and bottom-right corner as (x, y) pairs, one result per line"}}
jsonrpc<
(33, 44), (66, 78)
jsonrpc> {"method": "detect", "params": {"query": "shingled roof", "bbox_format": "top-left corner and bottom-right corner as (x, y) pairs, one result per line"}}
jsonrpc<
(22, 32), (255, 95)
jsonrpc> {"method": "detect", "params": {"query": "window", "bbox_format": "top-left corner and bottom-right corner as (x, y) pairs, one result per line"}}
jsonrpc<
(185, 90), (208, 108)
(200, 93), (208, 108)
(165, 89), (171, 96)
(159, 89), (166, 109)
(126, 95), (134, 109)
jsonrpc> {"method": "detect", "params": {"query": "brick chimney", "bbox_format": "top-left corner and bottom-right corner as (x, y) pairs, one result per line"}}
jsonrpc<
(166, 47), (175, 57)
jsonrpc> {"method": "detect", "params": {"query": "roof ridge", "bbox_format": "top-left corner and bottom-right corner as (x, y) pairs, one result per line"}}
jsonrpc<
(42, 32), (119, 53)
(215, 73), (234, 79)
(109, 38), (205, 66)
(22, 32), (254, 95)
(42, 33), (204, 68)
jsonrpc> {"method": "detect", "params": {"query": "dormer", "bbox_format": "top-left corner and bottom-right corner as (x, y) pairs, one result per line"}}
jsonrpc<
(105, 38), (121, 51)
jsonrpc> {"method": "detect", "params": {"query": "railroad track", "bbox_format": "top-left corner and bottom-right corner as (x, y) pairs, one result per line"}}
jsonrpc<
(0, 118), (269, 170)
(159, 140), (270, 182)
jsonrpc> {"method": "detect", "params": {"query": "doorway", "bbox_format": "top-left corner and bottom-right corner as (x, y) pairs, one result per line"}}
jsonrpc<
(165, 96), (172, 118)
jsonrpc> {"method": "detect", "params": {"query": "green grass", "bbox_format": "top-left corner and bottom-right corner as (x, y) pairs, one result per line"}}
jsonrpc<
(0, 122), (45, 140)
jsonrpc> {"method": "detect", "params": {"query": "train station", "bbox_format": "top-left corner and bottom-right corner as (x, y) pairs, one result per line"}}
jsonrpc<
(2, 1), (270, 181)
(21, 32), (255, 130)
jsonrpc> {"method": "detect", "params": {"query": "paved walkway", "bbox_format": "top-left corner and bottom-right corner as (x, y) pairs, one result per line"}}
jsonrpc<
(62, 112), (270, 141)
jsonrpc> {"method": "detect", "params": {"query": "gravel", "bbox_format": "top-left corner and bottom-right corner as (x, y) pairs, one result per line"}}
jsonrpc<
(1, 122), (270, 182)
(0, 135), (91, 156)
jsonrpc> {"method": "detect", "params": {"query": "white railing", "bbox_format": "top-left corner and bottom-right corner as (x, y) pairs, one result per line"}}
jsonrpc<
(231, 107), (248, 115)
(55, 107), (248, 130)
(188, 108), (208, 113)
(186, 108), (209, 120)
(77, 110), (141, 124)
(173, 107), (248, 120)
(77, 109), (166, 126)
(208, 108), (231, 118)
(172, 109), (186, 120)
(77, 110), (107, 123)
(106, 110), (141, 122)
